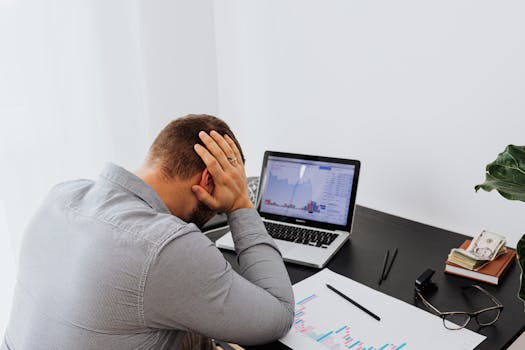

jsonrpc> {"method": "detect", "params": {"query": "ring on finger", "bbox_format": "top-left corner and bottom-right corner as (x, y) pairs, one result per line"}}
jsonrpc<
(227, 156), (238, 165)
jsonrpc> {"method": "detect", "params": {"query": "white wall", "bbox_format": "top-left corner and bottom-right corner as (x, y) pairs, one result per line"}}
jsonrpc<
(138, 0), (220, 137)
(214, 0), (525, 246)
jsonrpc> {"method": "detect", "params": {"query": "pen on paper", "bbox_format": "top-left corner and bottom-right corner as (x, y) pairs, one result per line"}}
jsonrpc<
(325, 284), (381, 321)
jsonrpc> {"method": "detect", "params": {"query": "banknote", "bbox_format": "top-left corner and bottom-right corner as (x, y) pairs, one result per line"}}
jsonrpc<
(448, 247), (506, 270)
(466, 230), (506, 261)
(447, 231), (506, 271)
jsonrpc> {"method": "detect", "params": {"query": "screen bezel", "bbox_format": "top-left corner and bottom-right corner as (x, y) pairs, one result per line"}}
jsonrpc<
(256, 151), (361, 232)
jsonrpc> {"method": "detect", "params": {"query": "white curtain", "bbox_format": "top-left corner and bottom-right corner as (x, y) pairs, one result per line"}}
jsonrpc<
(0, 201), (15, 336)
(0, 0), (221, 335)
(0, 0), (151, 335)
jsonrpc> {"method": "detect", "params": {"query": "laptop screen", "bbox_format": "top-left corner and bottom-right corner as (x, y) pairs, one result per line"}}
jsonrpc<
(257, 152), (360, 230)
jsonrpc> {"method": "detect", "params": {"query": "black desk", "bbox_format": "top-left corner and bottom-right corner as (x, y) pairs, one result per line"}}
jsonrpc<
(212, 205), (525, 350)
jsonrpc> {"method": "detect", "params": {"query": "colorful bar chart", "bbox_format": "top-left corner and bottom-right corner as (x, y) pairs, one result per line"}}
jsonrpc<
(263, 199), (325, 213)
(293, 294), (408, 350)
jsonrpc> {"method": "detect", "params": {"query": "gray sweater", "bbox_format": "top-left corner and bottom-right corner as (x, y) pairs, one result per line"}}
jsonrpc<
(2, 163), (294, 350)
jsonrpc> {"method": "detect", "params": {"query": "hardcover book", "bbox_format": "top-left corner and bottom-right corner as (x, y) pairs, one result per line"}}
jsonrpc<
(445, 240), (516, 285)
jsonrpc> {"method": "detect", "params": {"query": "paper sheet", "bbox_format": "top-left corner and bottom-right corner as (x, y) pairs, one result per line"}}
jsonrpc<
(280, 269), (485, 350)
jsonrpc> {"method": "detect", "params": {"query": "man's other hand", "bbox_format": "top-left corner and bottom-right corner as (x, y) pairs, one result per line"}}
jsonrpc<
(192, 130), (254, 214)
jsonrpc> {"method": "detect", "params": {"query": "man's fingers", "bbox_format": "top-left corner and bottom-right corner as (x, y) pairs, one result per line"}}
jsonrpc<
(198, 131), (229, 169)
(209, 131), (235, 161)
(194, 144), (223, 177)
(224, 134), (243, 165)
(191, 185), (218, 210)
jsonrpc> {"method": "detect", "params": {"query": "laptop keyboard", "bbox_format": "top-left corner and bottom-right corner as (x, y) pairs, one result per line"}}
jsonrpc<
(264, 222), (338, 249)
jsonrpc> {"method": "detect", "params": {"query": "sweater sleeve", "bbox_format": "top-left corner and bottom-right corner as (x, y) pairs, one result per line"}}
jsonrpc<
(143, 208), (294, 345)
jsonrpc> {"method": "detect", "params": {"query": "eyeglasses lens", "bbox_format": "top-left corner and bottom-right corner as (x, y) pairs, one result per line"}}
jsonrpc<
(476, 309), (500, 326)
(443, 313), (470, 330)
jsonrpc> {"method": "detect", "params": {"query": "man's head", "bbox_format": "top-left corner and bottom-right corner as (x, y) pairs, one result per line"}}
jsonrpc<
(147, 114), (245, 180)
(138, 114), (245, 228)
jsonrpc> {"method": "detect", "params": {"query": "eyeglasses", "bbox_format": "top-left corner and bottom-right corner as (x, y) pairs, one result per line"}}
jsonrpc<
(415, 284), (504, 330)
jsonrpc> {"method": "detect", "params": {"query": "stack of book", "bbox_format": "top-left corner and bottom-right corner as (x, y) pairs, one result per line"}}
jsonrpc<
(445, 231), (515, 285)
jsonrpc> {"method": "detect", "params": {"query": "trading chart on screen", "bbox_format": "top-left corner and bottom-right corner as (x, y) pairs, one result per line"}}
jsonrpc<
(260, 156), (355, 226)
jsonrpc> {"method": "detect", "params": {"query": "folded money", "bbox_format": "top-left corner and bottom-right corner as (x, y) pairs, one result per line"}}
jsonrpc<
(447, 230), (506, 271)
(466, 230), (506, 261)
(448, 248), (506, 270)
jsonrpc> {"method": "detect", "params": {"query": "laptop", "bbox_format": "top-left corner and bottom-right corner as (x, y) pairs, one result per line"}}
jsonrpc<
(216, 151), (360, 268)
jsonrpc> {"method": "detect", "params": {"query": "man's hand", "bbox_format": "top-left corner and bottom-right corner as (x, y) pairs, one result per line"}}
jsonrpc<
(192, 130), (253, 214)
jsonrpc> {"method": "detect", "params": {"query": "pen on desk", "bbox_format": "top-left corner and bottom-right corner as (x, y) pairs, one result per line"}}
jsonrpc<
(383, 248), (398, 281)
(378, 249), (390, 285)
(326, 284), (381, 321)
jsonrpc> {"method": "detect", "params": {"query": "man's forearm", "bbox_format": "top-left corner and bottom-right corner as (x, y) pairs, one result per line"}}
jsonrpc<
(228, 208), (295, 314)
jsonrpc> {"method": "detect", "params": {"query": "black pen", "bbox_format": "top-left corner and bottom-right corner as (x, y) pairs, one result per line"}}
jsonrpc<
(326, 284), (381, 321)
(383, 248), (398, 281)
(378, 250), (389, 285)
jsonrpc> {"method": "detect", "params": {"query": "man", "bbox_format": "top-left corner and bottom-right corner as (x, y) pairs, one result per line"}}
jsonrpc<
(3, 114), (294, 350)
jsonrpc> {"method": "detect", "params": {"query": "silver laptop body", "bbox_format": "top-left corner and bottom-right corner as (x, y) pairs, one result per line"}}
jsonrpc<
(216, 151), (361, 269)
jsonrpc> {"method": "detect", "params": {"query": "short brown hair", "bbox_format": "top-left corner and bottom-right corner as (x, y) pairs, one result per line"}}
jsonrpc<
(147, 114), (244, 179)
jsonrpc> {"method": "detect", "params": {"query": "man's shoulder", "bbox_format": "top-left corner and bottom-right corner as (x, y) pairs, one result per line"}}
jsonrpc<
(49, 177), (195, 248)
(50, 178), (95, 197)
(111, 208), (196, 248)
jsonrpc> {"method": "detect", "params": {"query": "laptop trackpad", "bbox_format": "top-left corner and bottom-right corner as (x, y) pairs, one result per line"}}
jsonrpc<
(217, 233), (295, 256)
(275, 240), (297, 255)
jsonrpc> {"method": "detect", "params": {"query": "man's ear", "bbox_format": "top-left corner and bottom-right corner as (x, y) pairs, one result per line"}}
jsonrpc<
(199, 168), (214, 194)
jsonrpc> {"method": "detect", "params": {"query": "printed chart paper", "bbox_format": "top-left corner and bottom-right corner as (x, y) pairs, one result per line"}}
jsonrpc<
(280, 269), (485, 350)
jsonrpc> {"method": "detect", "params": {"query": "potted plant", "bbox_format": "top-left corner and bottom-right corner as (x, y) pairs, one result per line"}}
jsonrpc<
(475, 145), (525, 306)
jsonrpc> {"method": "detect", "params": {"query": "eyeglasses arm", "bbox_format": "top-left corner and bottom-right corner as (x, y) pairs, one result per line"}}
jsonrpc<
(416, 292), (443, 316)
(462, 285), (504, 308)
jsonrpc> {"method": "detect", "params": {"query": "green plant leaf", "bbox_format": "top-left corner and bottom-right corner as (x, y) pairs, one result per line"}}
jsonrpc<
(517, 236), (525, 309)
(475, 145), (525, 308)
(474, 145), (525, 202)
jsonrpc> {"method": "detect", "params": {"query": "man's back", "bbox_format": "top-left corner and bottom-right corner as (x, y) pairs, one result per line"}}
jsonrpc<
(3, 164), (294, 349)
